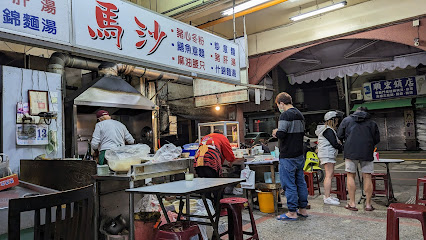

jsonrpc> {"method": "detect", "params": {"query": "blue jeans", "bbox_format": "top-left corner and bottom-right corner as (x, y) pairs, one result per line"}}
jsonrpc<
(279, 155), (308, 212)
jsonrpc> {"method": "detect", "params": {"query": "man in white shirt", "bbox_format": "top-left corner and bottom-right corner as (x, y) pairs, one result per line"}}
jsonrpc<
(91, 110), (135, 165)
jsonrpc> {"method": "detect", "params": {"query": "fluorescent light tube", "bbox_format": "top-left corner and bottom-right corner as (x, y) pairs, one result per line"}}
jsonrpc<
(222, 0), (272, 16)
(290, 1), (347, 21)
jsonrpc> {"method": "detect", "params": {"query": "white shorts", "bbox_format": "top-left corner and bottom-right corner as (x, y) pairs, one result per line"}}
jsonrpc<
(319, 157), (336, 165)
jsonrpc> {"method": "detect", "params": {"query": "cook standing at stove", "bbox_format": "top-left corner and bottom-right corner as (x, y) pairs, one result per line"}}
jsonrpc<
(91, 110), (135, 165)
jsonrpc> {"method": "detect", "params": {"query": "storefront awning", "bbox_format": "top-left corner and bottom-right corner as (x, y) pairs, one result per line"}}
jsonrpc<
(289, 53), (426, 84)
(415, 97), (426, 108)
(351, 99), (412, 112)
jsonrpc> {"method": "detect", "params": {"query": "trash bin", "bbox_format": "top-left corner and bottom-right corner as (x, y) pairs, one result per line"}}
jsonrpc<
(134, 212), (160, 240)
(257, 191), (275, 213)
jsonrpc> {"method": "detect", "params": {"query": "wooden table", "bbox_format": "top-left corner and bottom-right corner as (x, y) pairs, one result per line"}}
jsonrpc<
(357, 159), (405, 206)
(126, 178), (243, 240)
(244, 159), (280, 215)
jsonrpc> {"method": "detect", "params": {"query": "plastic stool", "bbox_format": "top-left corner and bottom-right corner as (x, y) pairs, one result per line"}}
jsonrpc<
(304, 171), (321, 196)
(155, 221), (202, 240)
(386, 203), (426, 240)
(330, 173), (347, 200)
(220, 197), (259, 240)
(416, 177), (426, 205)
(372, 173), (389, 197)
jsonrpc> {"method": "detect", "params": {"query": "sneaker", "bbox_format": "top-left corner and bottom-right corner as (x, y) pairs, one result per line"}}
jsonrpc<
(323, 195), (340, 202)
(324, 197), (340, 205)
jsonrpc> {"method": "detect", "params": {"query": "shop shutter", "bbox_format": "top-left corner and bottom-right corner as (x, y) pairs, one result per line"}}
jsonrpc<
(371, 111), (406, 151)
(372, 115), (388, 151)
(386, 111), (406, 150)
(416, 109), (426, 150)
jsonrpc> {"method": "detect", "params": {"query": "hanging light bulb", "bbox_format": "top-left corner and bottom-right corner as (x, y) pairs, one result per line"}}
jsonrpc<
(215, 94), (221, 111)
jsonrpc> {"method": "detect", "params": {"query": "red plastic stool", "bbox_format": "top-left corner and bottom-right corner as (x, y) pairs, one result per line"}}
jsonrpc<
(304, 171), (321, 196)
(330, 173), (347, 200)
(372, 173), (389, 197)
(386, 203), (426, 240)
(155, 221), (202, 240)
(220, 197), (259, 240)
(416, 177), (426, 205)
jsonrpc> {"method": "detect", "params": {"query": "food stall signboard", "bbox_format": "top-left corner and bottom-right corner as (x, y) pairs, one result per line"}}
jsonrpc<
(0, 0), (71, 44)
(364, 76), (418, 100)
(72, 0), (241, 83)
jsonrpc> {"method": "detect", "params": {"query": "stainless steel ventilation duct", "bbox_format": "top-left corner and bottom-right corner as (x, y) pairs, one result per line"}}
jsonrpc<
(47, 53), (194, 85)
(47, 52), (101, 75)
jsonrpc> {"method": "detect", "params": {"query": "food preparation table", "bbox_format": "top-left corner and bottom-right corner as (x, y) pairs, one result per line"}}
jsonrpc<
(126, 178), (243, 240)
(244, 159), (280, 215)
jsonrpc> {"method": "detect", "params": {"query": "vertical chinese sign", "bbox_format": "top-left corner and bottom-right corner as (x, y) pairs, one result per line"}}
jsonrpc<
(72, 0), (240, 83)
(0, 0), (70, 44)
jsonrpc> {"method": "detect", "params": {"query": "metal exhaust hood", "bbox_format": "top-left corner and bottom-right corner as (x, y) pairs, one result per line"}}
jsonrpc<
(74, 75), (156, 110)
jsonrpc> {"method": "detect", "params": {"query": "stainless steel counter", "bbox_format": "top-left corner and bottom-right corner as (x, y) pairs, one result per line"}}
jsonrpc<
(0, 181), (58, 235)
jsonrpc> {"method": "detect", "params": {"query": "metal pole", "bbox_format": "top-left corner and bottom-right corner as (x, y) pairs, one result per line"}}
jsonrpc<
(344, 75), (350, 116)
(129, 192), (134, 240)
(94, 182), (99, 240)
(72, 104), (78, 157)
(233, 0), (236, 42)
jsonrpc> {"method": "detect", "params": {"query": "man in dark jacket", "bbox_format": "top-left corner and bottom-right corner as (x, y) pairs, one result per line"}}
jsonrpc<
(337, 107), (380, 212)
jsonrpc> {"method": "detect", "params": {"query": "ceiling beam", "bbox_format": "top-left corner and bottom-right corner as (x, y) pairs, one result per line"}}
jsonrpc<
(196, 0), (289, 29)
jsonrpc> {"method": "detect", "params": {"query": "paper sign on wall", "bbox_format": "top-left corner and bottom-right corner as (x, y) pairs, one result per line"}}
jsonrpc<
(16, 124), (48, 145)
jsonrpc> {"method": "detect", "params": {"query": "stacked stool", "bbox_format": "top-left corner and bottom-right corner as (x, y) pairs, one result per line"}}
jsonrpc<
(304, 171), (321, 196)
(372, 173), (389, 198)
(220, 197), (259, 240)
(386, 203), (426, 240)
(155, 221), (202, 240)
(330, 173), (347, 200)
(416, 177), (426, 205)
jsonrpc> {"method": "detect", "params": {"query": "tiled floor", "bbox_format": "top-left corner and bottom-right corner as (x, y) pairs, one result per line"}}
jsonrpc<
(229, 186), (425, 240)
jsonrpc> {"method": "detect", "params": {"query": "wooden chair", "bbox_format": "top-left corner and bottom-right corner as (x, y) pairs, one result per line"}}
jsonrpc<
(8, 185), (94, 240)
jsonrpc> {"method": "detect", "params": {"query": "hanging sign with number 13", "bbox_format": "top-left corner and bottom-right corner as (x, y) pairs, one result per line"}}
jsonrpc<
(16, 124), (49, 145)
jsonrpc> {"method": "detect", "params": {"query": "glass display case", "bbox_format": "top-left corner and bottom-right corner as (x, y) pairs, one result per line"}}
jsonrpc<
(198, 121), (240, 148)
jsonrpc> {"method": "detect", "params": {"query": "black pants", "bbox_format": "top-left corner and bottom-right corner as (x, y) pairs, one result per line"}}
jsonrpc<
(195, 166), (219, 178)
(195, 166), (220, 205)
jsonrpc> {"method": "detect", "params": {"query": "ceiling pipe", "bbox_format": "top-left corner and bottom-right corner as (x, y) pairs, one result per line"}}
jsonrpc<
(47, 53), (194, 85)
(170, 0), (225, 19)
(197, 0), (288, 29)
(117, 64), (194, 85)
(161, 0), (201, 15)
(47, 52), (101, 75)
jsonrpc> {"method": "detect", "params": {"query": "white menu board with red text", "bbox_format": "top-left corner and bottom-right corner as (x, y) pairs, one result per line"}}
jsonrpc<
(0, 0), (71, 44)
(72, 0), (241, 82)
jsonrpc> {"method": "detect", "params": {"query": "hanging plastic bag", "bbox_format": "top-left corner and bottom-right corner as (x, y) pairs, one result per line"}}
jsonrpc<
(0, 154), (12, 178)
(240, 166), (255, 189)
(105, 144), (151, 162)
(152, 143), (182, 163)
(159, 211), (179, 226)
(136, 194), (160, 212)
